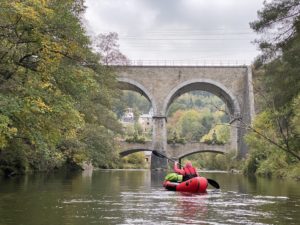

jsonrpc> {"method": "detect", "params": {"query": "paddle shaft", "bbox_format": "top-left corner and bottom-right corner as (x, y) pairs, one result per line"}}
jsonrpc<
(164, 155), (182, 167)
(152, 150), (183, 167)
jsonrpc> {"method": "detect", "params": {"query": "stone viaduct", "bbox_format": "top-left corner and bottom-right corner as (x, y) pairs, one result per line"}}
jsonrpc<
(115, 66), (255, 169)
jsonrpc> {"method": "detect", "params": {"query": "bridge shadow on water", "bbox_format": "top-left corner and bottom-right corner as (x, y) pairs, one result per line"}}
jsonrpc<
(150, 170), (166, 187)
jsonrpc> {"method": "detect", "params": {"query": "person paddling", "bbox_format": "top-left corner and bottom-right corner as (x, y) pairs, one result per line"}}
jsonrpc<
(173, 161), (199, 182)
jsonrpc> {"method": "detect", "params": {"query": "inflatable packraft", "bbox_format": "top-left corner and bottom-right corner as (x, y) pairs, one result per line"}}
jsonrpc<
(163, 176), (208, 193)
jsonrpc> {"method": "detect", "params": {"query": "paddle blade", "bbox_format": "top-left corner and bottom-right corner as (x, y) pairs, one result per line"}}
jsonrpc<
(207, 178), (220, 189)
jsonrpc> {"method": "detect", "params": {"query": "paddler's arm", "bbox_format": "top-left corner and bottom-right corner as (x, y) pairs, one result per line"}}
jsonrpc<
(195, 167), (200, 176)
(173, 162), (185, 175)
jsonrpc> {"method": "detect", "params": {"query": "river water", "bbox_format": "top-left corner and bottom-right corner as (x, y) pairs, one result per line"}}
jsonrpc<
(0, 169), (299, 225)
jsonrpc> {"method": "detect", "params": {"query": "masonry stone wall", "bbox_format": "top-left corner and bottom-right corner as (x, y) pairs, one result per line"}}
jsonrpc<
(116, 66), (254, 169)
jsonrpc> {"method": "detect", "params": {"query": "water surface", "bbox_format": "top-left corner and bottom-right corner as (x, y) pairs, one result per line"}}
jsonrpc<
(0, 170), (299, 225)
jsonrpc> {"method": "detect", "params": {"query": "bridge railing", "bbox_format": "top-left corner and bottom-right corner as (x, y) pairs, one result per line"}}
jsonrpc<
(110, 59), (250, 67)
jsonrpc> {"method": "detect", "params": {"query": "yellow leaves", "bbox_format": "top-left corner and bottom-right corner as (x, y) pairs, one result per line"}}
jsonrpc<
(38, 38), (64, 74)
(11, 0), (53, 25)
(0, 115), (17, 149)
(13, 2), (40, 22)
(200, 124), (230, 144)
(52, 151), (64, 161)
(245, 110), (279, 149)
(0, 136), (8, 149)
(66, 129), (77, 139)
(32, 0), (49, 6)
(35, 98), (51, 111)
(252, 111), (275, 136)
(73, 152), (88, 164)
(213, 110), (225, 118)
(200, 133), (210, 143)
(65, 41), (80, 55)
(39, 82), (52, 89)
(9, 127), (18, 135)
(25, 96), (52, 113)
(41, 37), (63, 53)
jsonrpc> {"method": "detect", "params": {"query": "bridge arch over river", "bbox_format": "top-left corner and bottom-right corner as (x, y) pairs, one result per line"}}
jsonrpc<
(116, 65), (255, 169)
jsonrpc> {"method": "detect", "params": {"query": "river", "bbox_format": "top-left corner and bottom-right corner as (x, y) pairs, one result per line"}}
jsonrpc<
(0, 170), (299, 225)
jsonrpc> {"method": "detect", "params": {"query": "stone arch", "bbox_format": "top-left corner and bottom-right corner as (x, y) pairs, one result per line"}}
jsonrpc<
(162, 78), (240, 116)
(120, 149), (153, 157)
(162, 78), (241, 153)
(117, 77), (158, 115)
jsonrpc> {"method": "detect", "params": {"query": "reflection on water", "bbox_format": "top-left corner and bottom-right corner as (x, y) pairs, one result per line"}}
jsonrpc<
(0, 170), (299, 225)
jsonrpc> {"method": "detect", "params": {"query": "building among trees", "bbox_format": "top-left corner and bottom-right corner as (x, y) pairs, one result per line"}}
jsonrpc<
(121, 108), (134, 124)
(138, 108), (153, 134)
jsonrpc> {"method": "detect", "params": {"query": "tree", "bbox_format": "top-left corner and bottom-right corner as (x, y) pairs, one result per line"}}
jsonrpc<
(242, 0), (300, 178)
(250, 0), (300, 62)
(0, 0), (122, 175)
(292, 95), (300, 134)
(94, 32), (129, 65)
(201, 124), (230, 145)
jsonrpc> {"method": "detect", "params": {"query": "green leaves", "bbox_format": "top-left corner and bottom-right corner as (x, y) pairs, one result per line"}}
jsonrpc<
(0, 114), (17, 148)
(0, 0), (122, 175)
(292, 95), (300, 134)
(248, 0), (300, 170)
(250, 0), (300, 56)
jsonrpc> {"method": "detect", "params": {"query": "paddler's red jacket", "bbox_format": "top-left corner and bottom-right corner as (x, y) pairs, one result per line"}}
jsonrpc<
(174, 162), (199, 181)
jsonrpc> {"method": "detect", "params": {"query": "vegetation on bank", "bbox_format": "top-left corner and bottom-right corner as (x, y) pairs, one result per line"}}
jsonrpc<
(125, 132), (146, 144)
(242, 0), (300, 180)
(0, 0), (122, 176)
(120, 152), (148, 169)
(184, 151), (241, 172)
(1, 0), (298, 181)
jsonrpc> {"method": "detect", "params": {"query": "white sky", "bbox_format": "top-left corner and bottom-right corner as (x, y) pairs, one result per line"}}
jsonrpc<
(83, 0), (265, 65)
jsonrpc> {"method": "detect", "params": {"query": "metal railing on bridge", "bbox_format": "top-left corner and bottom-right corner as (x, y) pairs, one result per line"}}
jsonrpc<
(110, 59), (251, 67)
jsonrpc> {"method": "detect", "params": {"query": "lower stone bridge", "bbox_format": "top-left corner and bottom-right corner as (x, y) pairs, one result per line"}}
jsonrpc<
(118, 141), (231, 165)
(118, 141), (154, 157)
(167, 142), (230, 160)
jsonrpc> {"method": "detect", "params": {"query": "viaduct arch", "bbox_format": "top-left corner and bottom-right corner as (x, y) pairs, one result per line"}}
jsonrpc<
(116, 66), (255, 169)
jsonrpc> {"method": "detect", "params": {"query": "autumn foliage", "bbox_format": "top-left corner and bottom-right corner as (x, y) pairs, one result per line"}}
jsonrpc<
(0, 0), (121, 175)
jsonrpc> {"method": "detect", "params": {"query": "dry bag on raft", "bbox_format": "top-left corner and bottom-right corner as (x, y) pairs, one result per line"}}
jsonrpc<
(165, 173), (183, 182)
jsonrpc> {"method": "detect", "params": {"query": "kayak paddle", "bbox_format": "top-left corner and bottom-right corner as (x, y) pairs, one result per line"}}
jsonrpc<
(152, 150), (220, 189)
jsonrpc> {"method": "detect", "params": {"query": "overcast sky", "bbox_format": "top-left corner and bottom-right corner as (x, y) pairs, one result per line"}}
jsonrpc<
(83, 0), (265, 65)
